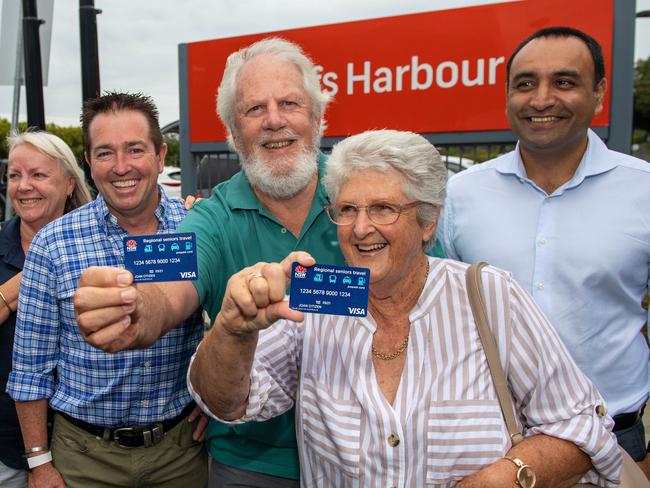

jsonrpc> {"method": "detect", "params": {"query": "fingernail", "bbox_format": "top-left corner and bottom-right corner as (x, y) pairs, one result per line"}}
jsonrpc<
(117, 272), (132, 286)
(122, 315), (131, 328)
(121, 289), (136, 301)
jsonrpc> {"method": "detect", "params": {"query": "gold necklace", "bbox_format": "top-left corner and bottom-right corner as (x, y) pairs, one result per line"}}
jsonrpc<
(370, 259), (430, 361)
(372, 336), (409, 361)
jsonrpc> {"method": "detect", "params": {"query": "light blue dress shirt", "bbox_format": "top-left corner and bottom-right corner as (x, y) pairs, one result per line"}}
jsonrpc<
(438, 129), (650, 416)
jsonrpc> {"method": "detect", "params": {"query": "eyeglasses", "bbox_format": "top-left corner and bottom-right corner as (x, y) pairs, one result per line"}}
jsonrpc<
(91, 146), (155, 163)
(324, 201), (422, 226)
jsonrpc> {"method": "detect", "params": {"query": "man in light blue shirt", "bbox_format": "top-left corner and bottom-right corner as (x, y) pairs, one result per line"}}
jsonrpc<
(438, 26), (650, 463)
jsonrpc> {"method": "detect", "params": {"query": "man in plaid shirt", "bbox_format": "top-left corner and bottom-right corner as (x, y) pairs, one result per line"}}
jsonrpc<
(7, 92), (207, 487)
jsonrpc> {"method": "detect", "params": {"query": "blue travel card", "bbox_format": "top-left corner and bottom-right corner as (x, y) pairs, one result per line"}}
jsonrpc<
(289, 262), (370, 317)
(123, 232), (198, 283)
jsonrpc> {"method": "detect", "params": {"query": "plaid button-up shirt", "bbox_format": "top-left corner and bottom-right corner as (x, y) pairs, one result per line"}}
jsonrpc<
(8, 190), (203, 427)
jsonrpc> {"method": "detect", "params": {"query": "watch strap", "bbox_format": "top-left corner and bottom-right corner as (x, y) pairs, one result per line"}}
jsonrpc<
(504, 456), (524, 469)
(27, 451), (52, 469)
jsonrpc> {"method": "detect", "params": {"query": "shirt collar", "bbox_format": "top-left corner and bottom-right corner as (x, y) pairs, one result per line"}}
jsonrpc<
(94, 186), (169, 232)
(496, 129), (617, 185)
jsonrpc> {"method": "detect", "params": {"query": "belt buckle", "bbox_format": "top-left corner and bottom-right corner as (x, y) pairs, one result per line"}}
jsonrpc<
(114, 427), (137, 449)
(114, 424), (164, 449)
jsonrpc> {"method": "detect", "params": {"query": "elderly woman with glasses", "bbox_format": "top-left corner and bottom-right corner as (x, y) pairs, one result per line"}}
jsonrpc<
(189, 130), (620, 487)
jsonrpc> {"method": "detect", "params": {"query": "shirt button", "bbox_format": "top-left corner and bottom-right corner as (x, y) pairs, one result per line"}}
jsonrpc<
(144, 361), (150, 368)
(537, 282), (544, 290)
(596, 404), (607, 417)
(387, 434), (400, 447)
(281, 228), (287, 234)
(141, 400), (149, 406)
(539, 238), (547, 245)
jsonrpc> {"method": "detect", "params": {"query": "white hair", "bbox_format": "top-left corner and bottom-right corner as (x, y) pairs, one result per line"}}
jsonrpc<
(216, 37), (330, 147)
(323, 130), (447, 251)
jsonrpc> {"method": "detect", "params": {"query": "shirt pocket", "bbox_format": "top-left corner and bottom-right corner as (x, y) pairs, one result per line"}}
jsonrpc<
(300, 376), (361, 479)
(425, 399), (507, 485)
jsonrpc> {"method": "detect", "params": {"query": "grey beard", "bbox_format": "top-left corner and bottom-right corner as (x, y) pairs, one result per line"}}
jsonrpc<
(240, 145), (318, 200)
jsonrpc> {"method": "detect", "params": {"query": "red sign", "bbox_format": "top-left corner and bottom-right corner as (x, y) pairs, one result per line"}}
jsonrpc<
(185, 0), (613, 144)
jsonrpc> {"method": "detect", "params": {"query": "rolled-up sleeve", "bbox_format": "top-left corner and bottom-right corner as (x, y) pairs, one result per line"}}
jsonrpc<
(188, 317), (302, 423)
(7, 236), (59, 401)
(498, 270), (621, 486)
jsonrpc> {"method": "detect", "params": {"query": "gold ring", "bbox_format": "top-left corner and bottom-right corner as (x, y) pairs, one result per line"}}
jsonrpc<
(247, 271), (264, 282)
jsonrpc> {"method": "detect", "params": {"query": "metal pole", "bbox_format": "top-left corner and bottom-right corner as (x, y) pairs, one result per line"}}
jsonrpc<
(79, 0), (101, 191)
(79, 0), (102, 101)
(608, 0), (636, 153)
(11, 26), (23, 132)
(22, 0), (45, 130)
(6, 10), (25, 219)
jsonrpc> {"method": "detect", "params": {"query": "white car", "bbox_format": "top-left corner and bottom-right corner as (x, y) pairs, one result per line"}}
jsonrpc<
(158, 166), (182, 199)
(443, 155), (475, 177)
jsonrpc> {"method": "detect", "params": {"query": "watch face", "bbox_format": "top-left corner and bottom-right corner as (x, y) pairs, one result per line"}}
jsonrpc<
(517, 466), (537, 488)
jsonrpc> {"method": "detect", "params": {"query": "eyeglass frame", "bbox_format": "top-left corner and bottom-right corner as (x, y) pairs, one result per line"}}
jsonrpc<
(324, 201), (423, 226)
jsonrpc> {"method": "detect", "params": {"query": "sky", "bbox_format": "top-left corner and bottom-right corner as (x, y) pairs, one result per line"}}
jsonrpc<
(0, 0), (649, 128)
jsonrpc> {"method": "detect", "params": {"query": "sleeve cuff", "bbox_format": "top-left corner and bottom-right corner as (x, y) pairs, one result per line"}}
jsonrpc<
(6, 371), (55, 401)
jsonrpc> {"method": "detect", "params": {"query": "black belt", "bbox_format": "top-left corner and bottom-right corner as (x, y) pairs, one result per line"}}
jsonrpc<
(57, 402), (195, 448)
(613, 407), (645, 432)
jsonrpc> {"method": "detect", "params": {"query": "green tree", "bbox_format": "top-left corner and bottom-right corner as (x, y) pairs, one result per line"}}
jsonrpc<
(164, 133), (180, 167)
(634, 56), (650, 134)
(46, 123), (84, 160)
(0, 118), (11, 159)
(0, 119), (30, 159)
(0, 118), (84, 160)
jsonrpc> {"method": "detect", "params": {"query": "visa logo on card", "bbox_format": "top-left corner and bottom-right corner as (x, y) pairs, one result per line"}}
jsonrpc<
(289, 262), (369, 317)
(123, 232), (198, 283)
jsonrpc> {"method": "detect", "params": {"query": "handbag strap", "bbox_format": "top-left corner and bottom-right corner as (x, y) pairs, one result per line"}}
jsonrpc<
(465, 262), (525, 446)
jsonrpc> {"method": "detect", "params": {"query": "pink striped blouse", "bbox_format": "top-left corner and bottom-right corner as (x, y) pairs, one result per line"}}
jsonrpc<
(190, 258), (621, 487)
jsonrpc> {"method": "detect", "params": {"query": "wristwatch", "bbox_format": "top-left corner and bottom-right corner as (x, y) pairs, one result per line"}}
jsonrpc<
(504, 456), (536, 488)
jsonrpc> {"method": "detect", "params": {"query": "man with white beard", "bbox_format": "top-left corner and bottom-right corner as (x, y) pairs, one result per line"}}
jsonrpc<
(73, 38), (346, 487)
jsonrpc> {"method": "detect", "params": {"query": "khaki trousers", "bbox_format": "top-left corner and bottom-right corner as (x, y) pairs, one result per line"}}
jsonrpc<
(51, 412), (207, 488)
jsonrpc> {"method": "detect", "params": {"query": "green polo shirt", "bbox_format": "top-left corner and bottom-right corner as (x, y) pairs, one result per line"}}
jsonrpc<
(179, 156), (344, 479)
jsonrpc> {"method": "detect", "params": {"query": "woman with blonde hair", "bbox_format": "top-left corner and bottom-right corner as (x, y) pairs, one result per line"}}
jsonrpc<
(0, 130), (92, 487)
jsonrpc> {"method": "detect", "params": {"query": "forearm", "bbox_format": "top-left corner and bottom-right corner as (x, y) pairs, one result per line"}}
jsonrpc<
(16, 400), (67, 486)
(458, 434), (589, 488)
(15, 399), (50, 449)
(190, 314), (258, 420)
(0, 272), (21, 323)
